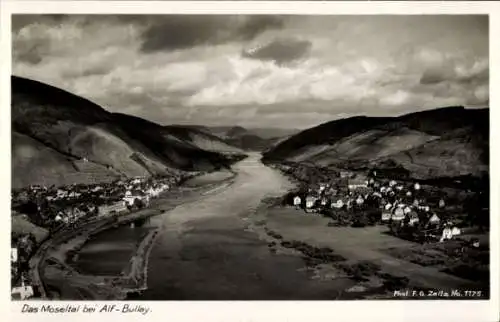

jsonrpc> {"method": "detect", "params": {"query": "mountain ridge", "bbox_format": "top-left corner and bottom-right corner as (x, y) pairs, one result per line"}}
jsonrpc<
(11, 75), (245, 189)
(263, 106), (489, 181)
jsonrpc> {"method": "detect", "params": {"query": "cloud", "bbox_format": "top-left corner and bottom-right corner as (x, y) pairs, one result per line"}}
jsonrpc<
(12, 14), (69, 32)
(12, 15), (489, 129)
(139, 15), (284, 52)
(184, 51), (489, 111)
(242, 37), (312, 65)
(13, 20), (83, 64)
(12, 15), (142, 67)
(417, 50), (489, 87)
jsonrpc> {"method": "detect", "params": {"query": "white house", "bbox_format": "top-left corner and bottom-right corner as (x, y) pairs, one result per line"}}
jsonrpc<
(305, 196), (316, 210)
(440, 227), (453, 242)
(451, 227), (461, 236)
(408, 213), (419, 226)
(68, 191), (81, 198)
(147, 187), (160, 198)
(340, 171), (351, 178)
(392, 208), (405, 221)
(381, 212), (392, 222)
(99, 201), (128, 216)
(348, 177), (368, 190)
(428, 213), (441, 225)
(332, 199), (344, 209)
(11, 248), (18, 263)
(293, 196), (302, 207)
(11, 278), (34, 300)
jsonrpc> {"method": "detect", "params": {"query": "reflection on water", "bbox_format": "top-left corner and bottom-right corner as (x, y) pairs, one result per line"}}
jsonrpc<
(68, 223), (154, 276)
(139, 216), (355, 300)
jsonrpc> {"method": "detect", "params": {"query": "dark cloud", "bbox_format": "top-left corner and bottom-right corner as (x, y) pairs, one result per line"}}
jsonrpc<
(12, 14), (132, 31)
(419, 69), (451, 85)
(140, 15), (285, 52)
(12, 16), (58, 65)
(457, 67), (489, 85)
(419, 59), (488, 86)
(12, 15), (489, 129)
(13, 43), (44, 65)
(242, 37), (311, 65)
(61, 65), (111, 79)
(12, 15), (81, 66)
(12, 14), (70, 32)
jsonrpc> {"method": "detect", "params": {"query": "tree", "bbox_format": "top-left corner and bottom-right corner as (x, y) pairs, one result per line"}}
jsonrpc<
(133, 198), (144, 209)
(19, 201), (38, 217)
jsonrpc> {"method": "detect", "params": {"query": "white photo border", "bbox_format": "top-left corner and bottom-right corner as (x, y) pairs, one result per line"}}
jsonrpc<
(1, 2), (498, 322)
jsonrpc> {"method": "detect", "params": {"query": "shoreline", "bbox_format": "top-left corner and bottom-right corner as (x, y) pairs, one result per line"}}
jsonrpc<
(245, 198), (487, 298)
(30, 171), (238, 300)
(109, 228), (161, 299)
(119, 175), (239, 299)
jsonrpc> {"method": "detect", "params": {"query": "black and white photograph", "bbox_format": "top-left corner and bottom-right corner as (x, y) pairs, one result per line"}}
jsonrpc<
(4, 4), (496, 314)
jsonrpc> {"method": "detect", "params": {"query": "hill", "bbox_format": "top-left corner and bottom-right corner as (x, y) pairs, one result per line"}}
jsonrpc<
(163, 125), (242, 154)
(11, 76), (245, 189)
(263, 106), (489, 180)
(206, 126), (297, 151)
(246, 128), (300, 140)
(12, 212), (49, 243)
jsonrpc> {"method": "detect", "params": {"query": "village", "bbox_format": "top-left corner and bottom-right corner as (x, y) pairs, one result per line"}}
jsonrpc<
(10, 172), (197, 300)
(10, 156), (490, 300)
(266, 161), (489, 289)
(276, 162), (488, 243)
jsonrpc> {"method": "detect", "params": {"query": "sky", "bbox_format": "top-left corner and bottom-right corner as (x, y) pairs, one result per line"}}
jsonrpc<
(12, 15), (489, 129)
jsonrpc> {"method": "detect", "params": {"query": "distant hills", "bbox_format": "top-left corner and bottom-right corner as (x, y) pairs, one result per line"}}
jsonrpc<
(263, 106), (489, 181)
(205, 126), (299, 151)
(11, 76), (245, 189)
(15, 75), (483, 187)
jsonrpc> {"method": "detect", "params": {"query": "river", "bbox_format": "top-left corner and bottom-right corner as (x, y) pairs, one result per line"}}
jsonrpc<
(137, 152), (354, 300)
(72, 153), (353, 300)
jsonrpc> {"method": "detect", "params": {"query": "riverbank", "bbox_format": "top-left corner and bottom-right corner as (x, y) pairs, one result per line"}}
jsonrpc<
(30, 170), (237, 300)
(245, 197), (487, 299)
(136, 153), (358, 300)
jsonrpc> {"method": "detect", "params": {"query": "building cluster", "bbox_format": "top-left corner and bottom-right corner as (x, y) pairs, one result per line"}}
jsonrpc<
(10, 173), (194, 300)
(11, 175), (188, 232)
(11, 232), (37, 300)
(280, 166), (471, 244)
